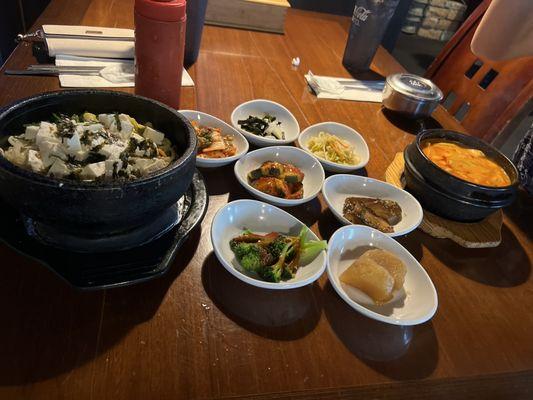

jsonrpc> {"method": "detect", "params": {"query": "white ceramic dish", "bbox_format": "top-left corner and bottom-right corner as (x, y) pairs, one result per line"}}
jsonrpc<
(297, 122), (370, 172)
(322, 174), (423, 237)
(179, 110), (249, 168)
(327, 225), (438, 325)
(211, 199), (327, 289)
(234, 146), (325, 207)
(230, 99), (300, 147)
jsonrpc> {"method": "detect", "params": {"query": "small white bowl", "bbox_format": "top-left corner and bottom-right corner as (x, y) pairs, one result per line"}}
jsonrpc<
(234, 146), (325, 207)
(327, 225), (438, 325)
(322, 174), (423, 237)
(297, 122), (369, 172)
(230, 99), (300, 147)
(211, 199), (327, 289)
(179, 110), (249, 168)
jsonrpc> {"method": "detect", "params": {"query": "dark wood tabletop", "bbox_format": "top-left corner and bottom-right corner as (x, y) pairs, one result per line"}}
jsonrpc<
(0, 1), (532, 399)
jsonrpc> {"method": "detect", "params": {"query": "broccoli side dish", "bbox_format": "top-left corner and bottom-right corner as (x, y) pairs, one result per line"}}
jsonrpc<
(229, 226), (327, 282)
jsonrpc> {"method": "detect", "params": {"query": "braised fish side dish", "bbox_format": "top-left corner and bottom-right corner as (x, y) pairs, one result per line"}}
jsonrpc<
(230, 226), (327, 282)
(238, 114), (285, 140)
(1, 112), (175, 181)
(343, 197), (402, 233)
(248, 161), (304, 199)
(422, 140), (511, 187)
(340, 248), (406, 304)
(192, 121), (237, 159)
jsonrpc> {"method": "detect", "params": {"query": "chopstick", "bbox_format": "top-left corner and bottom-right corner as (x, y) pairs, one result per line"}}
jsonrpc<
(5, 64), (104, 76)
(27, 64), (104, 71)
(336, 78), (384, 87)
(5, 70), (101, 76)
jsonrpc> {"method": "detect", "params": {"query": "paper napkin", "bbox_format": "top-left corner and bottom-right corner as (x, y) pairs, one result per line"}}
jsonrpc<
(305, 71), (384, 103)
(56, 55), (194, 88)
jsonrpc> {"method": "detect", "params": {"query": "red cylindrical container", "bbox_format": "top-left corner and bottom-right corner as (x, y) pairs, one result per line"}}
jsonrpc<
(134, 0), (186, 109)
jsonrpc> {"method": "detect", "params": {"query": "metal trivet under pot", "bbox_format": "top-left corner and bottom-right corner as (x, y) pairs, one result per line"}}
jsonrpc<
(0, 170), (208, 290)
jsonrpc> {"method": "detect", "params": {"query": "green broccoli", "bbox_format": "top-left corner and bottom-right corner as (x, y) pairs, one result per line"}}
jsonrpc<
(230, 241), (274, 273)
(259, 239), (297, 282)
(229, 227), (327, 283)
(268, 236), (288, 259)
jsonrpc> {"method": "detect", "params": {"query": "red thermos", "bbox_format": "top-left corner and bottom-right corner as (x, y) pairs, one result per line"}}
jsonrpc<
(134, 0), (186, 109)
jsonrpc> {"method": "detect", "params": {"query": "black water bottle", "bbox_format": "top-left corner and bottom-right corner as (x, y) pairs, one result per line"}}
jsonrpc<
(184, 0), (209, 68)
(342, 0), (401, 74)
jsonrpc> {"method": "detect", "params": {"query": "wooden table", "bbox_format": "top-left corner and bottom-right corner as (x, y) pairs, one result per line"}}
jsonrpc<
(0, 1), (532, 399)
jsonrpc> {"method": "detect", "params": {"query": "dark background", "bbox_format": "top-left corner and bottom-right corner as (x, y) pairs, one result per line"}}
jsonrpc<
(0, 0), (51, 64)
(289, 0), (483, 16)
(0, 0), (484, 66)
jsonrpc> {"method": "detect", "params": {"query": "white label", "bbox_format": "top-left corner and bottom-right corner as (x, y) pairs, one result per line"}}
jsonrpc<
(352, 6), (372, 26)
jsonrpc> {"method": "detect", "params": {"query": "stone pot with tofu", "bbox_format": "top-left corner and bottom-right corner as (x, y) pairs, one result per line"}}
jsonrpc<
(0, 90), (197, 236)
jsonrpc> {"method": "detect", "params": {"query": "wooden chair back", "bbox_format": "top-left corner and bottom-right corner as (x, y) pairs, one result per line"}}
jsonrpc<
(425, 0), (533, 142)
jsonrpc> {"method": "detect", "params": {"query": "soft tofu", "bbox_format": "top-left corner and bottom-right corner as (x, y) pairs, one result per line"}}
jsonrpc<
(85, 123), (105, 133)
(24, 125), (40, 140)
(39, 139), (67, 168)
(8, 136), (23, 152)
(40, 121), (57, 134)
(35, 125), (59, 146)
(9, 136), (35, 165)
(5, 111), (169, 182)
(130, 132), (145, 143)
(134, 148), (146, 157)
(132, 132), (148, 156)
(91, 136), (106, 149)
(143, 126), (164, 145)
(73, 150), (89, 162)
(131, 157), (166, 175)
(130, 157), (153, 174)
(27, 149), (44, 172)
(105, 114), (134, 139)
(119, 114), (134, 133)
(105, 159), (123, 178)
(99, 144), (125, 160)
(148, 158), (168, 173)
(5, 141), (27, 165)
(75, 125), (85, 135)
(98, 114), (115, 129)
(64, 132), (82, 154)
(47, 158), (70, 178)
(81, 161), (106, 179)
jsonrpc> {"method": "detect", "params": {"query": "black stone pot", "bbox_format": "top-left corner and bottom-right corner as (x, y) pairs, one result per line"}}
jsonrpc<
(0, 90), (197, 236)
(403, 129), (518, 222)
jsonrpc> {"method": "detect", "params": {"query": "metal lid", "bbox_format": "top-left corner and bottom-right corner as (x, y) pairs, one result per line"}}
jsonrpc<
(386, 73), (443, 101)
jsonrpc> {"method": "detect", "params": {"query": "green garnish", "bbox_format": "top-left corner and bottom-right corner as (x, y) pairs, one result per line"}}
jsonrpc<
(114, 113), (122, 131)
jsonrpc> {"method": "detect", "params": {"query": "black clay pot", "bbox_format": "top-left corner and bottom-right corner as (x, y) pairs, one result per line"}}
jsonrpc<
(0, 90), (197, 236)
(404, 152), (505, 221)
(403, 129), (519, 222)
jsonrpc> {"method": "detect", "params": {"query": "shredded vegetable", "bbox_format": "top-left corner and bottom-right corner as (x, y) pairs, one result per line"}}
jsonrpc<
(306, 131), (360, 165)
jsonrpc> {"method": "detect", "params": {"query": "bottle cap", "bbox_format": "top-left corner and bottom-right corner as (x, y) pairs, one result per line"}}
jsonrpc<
(135, 0), (186, 22)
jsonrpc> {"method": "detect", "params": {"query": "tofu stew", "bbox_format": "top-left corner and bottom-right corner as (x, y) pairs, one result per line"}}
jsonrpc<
(0, 112), (176, 181)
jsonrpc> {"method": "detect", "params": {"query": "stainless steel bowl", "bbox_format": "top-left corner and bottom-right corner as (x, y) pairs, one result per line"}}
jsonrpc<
(382, 73), (443, 119)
